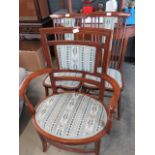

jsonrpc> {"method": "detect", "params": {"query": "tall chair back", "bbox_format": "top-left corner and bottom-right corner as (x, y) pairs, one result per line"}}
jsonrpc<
(40, 27), (112, 74)
(50, 12), (130, 72)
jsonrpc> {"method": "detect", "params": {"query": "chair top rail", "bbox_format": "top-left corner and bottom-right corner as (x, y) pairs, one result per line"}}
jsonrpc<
(40, 27), (112, 36)
(50, 12), (130, 19)
(47, 40), (105, 49)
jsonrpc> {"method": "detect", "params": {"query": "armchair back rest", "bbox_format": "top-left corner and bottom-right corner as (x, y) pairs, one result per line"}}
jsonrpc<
(40, 27), (112, 73)
(48, 70), (120, 110)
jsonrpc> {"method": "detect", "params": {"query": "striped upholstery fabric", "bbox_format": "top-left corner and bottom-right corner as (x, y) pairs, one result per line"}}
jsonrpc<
(83, 17), (117, 30)
(44, 72), (82, 88)
(106, 68), (122, 89)
(56, 45), (96, 72)
(84, 67), (122, 89)
(35, 93), (107, 139)
(62, 18), (75, 40)
(62, 18), (75, 27)
(82, 17), (117, 49)
(44, 45), (96, 89)
(100, 17), (117, 30)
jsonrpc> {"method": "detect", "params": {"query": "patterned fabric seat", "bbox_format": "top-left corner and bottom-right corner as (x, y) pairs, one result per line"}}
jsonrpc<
(84, 67), (122, 89)
(35, 93), (107, 139)
(106, 68), (122, 89)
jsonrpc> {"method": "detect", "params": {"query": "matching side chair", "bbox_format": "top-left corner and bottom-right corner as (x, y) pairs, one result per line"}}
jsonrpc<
(49, 12), (130, 119)
(19, 27), (120, 155)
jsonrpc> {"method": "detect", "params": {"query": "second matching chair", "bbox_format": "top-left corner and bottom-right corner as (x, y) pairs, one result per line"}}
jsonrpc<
(46, 12), (130, 119)
(49, 12), (130, 119)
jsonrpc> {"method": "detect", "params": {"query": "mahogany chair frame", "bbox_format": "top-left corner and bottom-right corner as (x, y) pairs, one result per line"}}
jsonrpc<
(19, 68), (120, 155)
(40, 27), (112, 95)
(50, 12), (130, 119)
(50, 12), (130, 77)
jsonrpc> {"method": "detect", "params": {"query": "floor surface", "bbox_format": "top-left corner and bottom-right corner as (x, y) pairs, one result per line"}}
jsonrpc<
(19, 63), (135, 155)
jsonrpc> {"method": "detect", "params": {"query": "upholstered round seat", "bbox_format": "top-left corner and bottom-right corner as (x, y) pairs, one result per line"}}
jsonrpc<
(35, 93), (107, 139)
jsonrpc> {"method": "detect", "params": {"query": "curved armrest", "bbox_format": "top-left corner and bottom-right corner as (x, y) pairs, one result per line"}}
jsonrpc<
(19, 68), (52, 97)
(102, 73), (120, 113)
(19, 68), (53, 115)
(100, 73), (120, 133)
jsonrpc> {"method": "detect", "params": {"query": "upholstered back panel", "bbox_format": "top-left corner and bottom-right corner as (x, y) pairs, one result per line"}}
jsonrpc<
(83, 17), (117, 30)
(62, 18), (76, 27)
(101, 17), (117, 30)
(82, 17), (116, 53)
(56, 45), (96, 73)
(62, 18), (75, 40)
(53, 18), (76, 40)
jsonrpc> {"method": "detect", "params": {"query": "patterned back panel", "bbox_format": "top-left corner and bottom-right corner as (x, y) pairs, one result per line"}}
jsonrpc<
(82, 17), (117, 53)
(63, 18), (75, 27)
(83, 17), (117, 30)
(56, 45), (96, 73)
(53, 17), (116, 65)
(53, 18), (76, 40)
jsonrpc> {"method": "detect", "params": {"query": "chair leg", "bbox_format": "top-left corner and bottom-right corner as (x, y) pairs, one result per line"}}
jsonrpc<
(95, 140), (101, 155)
(117, 94), (121, 120)
(107, 120), (112, 135)
(45, 86), (49, 97)
(39, 134), (48, 152)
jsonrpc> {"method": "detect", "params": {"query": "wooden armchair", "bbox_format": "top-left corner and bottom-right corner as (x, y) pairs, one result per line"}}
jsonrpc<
(81, 12), (130, 119)
(19, 68), (120, 155)
(40, 27), (112, 96)
(50, 12), (130, 119)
